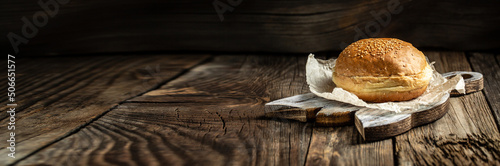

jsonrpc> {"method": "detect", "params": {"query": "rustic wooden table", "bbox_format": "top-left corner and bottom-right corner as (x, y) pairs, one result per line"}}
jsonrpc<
(1, 51), (499, 165)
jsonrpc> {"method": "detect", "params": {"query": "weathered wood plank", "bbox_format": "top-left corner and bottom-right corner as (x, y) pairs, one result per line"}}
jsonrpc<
(305, 126), (394, 166)
(2, 0), (500, 55)
(129, 54), (318, 103)
(18, 54), (319, 165)
(468, 53), (500, 128)
(395, 51), (500, 165)
(0, 54), (209, 165)
(18, 103), (314, 165)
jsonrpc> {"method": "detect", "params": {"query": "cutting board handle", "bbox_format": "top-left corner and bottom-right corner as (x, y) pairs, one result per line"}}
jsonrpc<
(441, 71), (484, 96)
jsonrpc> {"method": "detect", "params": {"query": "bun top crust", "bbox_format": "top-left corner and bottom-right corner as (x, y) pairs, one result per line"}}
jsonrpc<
(335, 38), (428, 77)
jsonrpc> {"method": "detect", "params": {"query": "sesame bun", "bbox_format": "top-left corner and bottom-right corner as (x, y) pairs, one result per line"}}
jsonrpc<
(332, 38), (432, 102)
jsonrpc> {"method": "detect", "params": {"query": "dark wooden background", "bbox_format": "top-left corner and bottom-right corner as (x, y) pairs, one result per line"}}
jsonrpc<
(2, 0), (500, 56)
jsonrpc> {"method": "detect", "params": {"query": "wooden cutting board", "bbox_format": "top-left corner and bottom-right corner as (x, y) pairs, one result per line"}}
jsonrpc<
(265, 71), (483, 141)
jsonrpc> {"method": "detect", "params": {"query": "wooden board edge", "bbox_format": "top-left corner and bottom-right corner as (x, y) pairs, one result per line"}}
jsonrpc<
(411, 99), (450, 127)
(356, 98), (450, 141)
(357, 114), (412, 141)
(316, 111), (354, 126)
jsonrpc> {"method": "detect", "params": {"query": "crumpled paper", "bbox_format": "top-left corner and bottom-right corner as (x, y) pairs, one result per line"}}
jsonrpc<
(306, 53), (465, 113)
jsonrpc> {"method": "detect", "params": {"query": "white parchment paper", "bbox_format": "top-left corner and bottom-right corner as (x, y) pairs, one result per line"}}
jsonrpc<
(306, 53), (465, 113)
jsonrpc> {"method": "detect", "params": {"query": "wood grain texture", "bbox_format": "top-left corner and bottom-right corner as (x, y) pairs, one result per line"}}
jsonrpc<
(305, 126), (393, 166)
(469, 53), (500, 128)
(0, 54), (209, 165)
(394, 51), (500, 165)
(19, 54), (319, 165)
(129, 54), (325, 103)
(18, 102), (314, 166)
(2, 0), (500, 55)
(7, 52), (500, 165)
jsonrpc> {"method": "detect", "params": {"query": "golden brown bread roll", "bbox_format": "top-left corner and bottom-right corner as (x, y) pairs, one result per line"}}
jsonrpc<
(332, 38), (432, 102)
